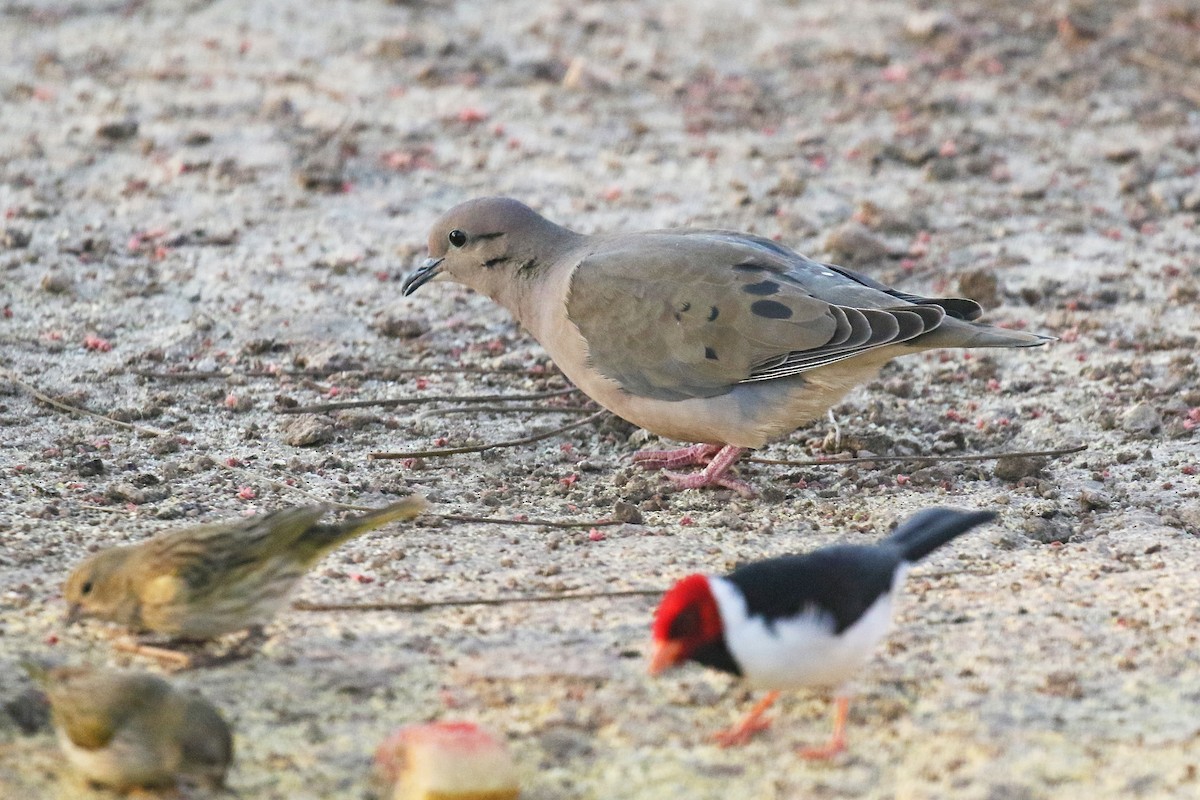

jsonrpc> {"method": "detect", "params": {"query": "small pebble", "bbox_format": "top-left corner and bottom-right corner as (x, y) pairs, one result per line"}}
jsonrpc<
(282, 415), (335, 447)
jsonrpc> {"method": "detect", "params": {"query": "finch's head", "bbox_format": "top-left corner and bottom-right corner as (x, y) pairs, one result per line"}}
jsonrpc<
(649, 574), (725, 675)
(63, 548), (138, 626)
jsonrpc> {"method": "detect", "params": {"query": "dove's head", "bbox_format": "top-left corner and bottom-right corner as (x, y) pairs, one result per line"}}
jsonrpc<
(64, 546), (141, 627)
(404, 197), (581, 312)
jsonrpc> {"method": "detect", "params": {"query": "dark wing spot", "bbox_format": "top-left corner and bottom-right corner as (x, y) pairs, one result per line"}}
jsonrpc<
(704, 346), (718, 361)
(483, 257), (511, 268)
(750, 299), (793, 320)
(708, 306), (719, 321)
(743, 280), (780, 296)
(680, 302), (691, 312)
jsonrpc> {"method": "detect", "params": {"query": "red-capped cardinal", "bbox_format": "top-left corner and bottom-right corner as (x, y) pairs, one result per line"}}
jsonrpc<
(649, 507), (995, 758)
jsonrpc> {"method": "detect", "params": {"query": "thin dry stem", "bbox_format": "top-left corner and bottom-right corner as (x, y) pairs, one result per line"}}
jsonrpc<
(1, 368), (169, 437)
(294, 587), (663, 613)
(369, 410), (608, 460)
(132, 365), (547, 381)
(748, 443), (1087, 468)
(437, 514), (620, 529)
(281, 387), (578, 415)
(425, 404), (595, 416)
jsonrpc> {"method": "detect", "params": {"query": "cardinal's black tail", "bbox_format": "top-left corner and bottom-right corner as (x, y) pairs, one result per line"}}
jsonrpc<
(886, 508), (996, 563)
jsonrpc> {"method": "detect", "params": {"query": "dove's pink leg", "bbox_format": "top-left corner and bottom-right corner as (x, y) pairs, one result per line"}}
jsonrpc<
(631, 443), (724, 470)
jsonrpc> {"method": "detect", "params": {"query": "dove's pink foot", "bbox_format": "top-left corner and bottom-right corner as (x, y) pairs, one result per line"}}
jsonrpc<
(663, 445), (754, 497)
(711, 691), (780, 747)
(633, 444), (753, 496)
(632, 443), (725, 470)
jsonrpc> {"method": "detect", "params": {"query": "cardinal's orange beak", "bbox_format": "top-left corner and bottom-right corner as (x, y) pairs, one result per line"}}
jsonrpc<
(648, 640), (686, 676)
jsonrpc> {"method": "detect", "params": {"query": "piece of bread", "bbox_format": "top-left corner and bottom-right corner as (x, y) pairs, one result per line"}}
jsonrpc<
(375, 721), (520, 800)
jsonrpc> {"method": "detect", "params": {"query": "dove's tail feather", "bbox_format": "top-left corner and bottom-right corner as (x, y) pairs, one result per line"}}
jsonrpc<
(886, 508), (996, 563)
(912, 317), (1055, 349)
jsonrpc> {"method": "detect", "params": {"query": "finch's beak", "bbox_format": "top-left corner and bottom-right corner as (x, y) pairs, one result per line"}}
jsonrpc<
(65, 604), (83, 626)
(401, 257), (444, 296)
(648, 640), (686, 676)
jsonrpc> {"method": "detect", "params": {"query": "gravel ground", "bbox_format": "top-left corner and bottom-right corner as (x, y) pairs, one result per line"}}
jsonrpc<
(1, 0), (1199, 798)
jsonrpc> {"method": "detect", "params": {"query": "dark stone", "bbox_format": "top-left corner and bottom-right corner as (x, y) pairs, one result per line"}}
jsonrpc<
(4, 689), (50, 735)
(96, 119), (139, 141)
(75, 457), (104, 477)
(992, 455), (1044, 481)
(611, 500), (643, 524)
(1022, 517), (1072, 544)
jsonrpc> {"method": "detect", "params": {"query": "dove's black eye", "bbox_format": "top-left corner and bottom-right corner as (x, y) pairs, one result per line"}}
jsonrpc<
(447, 229), (467, 248)
(81, 581), (93, 595)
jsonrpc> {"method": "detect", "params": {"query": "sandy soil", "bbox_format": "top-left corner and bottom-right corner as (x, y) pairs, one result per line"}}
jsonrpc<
(2, 0), (1199, 797)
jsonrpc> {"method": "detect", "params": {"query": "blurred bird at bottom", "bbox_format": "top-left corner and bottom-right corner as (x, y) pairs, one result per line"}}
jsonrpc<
(24, 661), (232, 792)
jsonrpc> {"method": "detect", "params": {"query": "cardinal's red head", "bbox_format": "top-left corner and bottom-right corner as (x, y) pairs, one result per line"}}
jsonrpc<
(649, 574), (724, 675)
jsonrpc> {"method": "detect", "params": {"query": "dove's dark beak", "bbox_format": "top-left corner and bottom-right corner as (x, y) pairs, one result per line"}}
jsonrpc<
(402, 257), (444, 296)
(65, 604), (82, 626)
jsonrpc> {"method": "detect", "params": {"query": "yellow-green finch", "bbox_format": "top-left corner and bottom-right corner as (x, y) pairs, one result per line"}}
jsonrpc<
(63, 497), (427, 639)
(24, 662), (233, 791)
